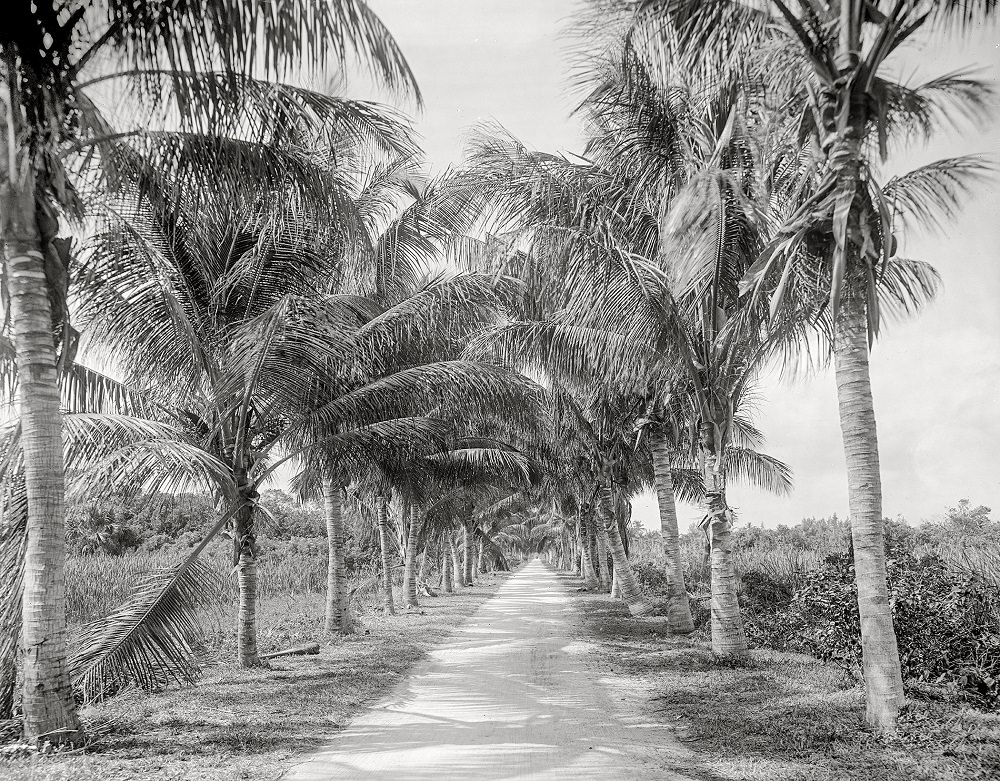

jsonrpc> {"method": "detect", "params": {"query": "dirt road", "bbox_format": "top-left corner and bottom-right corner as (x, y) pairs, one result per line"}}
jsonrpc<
(283, 559), (691, 780)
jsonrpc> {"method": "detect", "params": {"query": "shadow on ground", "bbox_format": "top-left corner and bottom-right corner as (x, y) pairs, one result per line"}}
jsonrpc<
(573, 579), (1000, 781)
(2, 576), (510, 781)
(285, 561), (697, 781)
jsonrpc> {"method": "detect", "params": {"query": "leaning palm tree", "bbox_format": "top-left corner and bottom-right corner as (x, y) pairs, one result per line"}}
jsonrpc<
(624, 0), (994, 729)
(1, 0), (418, 744)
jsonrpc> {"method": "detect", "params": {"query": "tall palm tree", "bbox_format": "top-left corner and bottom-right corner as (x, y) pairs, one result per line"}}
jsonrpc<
(626, 0), (994, 729)
(284, 161), (545, 622)
(72, 113), (416, 666)
(451, 112), (792, 647)
(1, 0), (418, 744)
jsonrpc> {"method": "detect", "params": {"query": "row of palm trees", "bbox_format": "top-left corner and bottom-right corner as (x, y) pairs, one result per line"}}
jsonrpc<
(0, 0), (993, 745)
(452, 0), (991, 731)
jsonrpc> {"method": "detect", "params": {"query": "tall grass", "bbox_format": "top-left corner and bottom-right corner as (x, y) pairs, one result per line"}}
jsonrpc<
(631, 529), (1000, 599)
(629, 532), (824, 596)
(67, 548), (331, 625)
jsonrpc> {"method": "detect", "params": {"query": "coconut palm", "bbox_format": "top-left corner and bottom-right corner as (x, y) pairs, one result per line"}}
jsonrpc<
(71, 121), (414, 666)
(624, 0), (994, 729)
(1, 0), (418, 744)
(449, 105), (795, 647)
(283, 164), (546, 621)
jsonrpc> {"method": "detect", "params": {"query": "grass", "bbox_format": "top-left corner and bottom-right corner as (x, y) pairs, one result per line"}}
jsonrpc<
(2, 572), (509, 781)
(65, 545), (334, 624)
(576, 589), (1000, 781)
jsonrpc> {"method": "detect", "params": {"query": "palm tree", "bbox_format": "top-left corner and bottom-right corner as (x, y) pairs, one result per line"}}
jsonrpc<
(626, 0), (994, 729)
(451, 111), (793, 647)
(647, 421), (693, 632)
(282, 163), (546, 622)
(72, 115), (416, 666)
(1, 0), (418, 744)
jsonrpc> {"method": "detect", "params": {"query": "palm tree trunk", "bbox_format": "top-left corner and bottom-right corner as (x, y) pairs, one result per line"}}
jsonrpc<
(478, 539), (489, 574)
(233, 479), (262, 667)
(598, 491), (653, 617)
(703, 457), (747, 655)
(835, 294), (904, 730)
(402, 506), (421, 608)
(448, 533), (462, 590)
(559, 529), (571, 570)
(651, 429), (695, 633)
(418, 541), (430, 583)
(377, 500), (395, 615)
(586, 512), (602, 585)
(0, 523), (23, 720)
(441, 538), (454, 594)
(574, 521), (584, 576)
(462, 521), (475, 586)
(323, 480), (350, 633)
(579, 512), (600, 588)
(1, 93), (82, 745)
(595, 523), (611, 591)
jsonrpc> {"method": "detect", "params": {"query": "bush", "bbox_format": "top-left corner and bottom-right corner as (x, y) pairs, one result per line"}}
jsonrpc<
(628, 501), (1000, 704)
(739, 569), (793, 609)
(631, 560), (671, 595)
(748, 549), (1000, 704)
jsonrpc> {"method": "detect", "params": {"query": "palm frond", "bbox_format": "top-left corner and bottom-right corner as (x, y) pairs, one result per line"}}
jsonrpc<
(0, 483), (27, 718)
(669, 467), (705, 504)
(94, 0), (421, 102)
(875, 257), (942, 323)
(70, 558), (217, 703)
(882, 155), (993, 232)
(724, 446), (793, 496)
(81, 71), (418, 161)
(880, 71), (996, 144)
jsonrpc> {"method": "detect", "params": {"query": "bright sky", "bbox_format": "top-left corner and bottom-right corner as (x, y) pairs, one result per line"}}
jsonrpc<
(364, 0), (1000, 532)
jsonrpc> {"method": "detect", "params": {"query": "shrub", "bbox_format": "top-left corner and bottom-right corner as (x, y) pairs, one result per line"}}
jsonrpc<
(748, 549), (1000, 704)
(631, 560), (671, 596)
(739, 569), (793, 610)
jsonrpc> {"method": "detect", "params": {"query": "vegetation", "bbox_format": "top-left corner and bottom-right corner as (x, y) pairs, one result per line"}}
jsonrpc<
(628, 501), (1000, 706)
(5, 573), (510, 780)
(578, 585), (1000, 781)
(0, 0), (996, 774)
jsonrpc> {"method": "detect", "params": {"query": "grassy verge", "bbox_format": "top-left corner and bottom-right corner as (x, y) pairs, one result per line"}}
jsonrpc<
(2, 572), (509, 781)
(574, 586), (1000, 781)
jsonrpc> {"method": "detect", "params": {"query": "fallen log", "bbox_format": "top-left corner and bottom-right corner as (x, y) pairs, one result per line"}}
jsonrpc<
(261, 642), (320, 660)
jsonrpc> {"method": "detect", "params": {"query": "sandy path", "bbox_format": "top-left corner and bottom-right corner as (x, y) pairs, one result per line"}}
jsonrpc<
(282, 559), (692, 780)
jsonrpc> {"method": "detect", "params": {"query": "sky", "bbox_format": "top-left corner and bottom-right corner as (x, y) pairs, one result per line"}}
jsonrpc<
(362, 0), (1000, 533)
